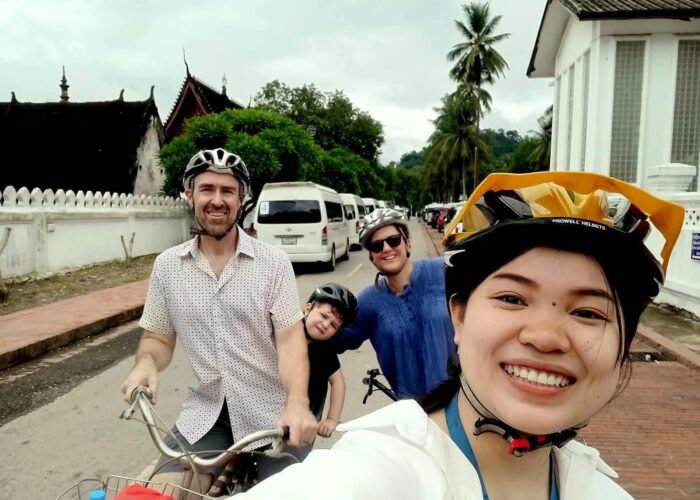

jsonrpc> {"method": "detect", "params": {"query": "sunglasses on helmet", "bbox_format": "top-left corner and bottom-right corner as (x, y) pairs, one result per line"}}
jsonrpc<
(368, 234), (404, 253)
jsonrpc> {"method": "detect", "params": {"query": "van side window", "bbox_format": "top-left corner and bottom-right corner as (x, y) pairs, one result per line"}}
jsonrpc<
(258, 200), (321, 224)
(357, 205), (365, 217)
(325, 201), (344, 223)
(343, 204), (355, 220)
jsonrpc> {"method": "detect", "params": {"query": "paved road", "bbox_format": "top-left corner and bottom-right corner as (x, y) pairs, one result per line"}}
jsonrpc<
(0, 219), (435, 499)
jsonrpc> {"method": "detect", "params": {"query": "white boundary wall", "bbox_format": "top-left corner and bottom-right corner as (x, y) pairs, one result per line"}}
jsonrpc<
(648, 192), (700, 317)
(0, 186), (191, 279)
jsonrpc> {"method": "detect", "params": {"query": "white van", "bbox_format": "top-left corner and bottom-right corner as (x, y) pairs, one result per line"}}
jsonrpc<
(255, 182), (349, 270)
(361, 197), (377, 215)
(339, 193), (365, 250)
(376, 200), (387, 209)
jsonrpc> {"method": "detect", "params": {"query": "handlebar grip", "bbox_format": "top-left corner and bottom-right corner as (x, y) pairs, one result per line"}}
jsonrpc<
(130, 386), (153, 403)
(281, 426), (290, 441)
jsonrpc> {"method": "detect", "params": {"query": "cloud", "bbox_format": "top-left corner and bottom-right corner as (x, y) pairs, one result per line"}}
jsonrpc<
(0, 0), (552, 165)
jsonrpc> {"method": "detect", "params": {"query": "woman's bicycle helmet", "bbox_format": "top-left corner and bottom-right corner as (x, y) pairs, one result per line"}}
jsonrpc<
(359, 208), (409, 249)
(308, 283), (358, 327)
(183, 148), (250, 197)
(441, 171), (685, 456)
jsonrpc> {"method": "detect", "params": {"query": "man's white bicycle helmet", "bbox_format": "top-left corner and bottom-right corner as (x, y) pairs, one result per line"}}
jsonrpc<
(359, 208), (409, 249)
(183, 148), (250, 197)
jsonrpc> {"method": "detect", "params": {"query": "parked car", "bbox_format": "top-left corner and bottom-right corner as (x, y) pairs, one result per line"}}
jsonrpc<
(429, 206), (445, 229)
(340, 193), (365, 250)
(255, 182), (349, 270)
(362, 197), (377, 215)
(436, 208), (450, 232)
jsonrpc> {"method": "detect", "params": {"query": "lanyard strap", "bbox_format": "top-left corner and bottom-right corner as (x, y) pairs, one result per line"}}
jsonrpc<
(446, 394), (559, 500)
(446, 394), (489, 499)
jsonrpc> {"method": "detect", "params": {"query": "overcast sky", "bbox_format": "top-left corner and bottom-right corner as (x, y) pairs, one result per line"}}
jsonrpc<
(0, 0), (554, 164)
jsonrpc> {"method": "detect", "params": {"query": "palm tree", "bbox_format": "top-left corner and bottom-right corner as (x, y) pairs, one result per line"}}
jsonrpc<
(447, 2), (509, 193)
(428, 93), (489, 200)
(528, 105), (553, 169)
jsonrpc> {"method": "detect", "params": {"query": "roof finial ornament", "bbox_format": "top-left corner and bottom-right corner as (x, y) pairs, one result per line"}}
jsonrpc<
(183, 48), (190, 77)
(150, 85), (155, 99)
(60, 66), (70, 102)
(118, 89), (124, 101)
(222, 74), (228, 97)
(10, 91), (18, 103)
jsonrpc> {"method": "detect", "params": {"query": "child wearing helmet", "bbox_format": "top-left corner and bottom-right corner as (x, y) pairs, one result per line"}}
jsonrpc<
(236, 172), (684, 499)
(303, 283), (357, 436)
(209, 283), (357, 496)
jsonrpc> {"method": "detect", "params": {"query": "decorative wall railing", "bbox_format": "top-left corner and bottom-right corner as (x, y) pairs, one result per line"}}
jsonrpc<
(0, 185), (191, 279)
(1, 186), (188, 209)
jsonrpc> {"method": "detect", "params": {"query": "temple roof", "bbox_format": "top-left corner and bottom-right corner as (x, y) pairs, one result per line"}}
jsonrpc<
(164, 72), (244, 141)
(0, 92), (162, 193)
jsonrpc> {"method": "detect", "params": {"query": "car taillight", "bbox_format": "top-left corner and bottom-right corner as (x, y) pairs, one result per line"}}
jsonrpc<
(322, 226), (328, 245)
(355, 221), (360, 234)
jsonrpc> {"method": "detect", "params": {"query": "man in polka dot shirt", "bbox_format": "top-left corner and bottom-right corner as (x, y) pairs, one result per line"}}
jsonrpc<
(121, 148), (318, 493)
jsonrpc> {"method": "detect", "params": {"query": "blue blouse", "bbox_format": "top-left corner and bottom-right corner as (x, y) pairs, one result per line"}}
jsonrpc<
(335, 258), (455, 398)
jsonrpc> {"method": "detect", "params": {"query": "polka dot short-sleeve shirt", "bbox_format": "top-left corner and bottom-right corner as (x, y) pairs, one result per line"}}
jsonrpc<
(139, 230), (303, 444)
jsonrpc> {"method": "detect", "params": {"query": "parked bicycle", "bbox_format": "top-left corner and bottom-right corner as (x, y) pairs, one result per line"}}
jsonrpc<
(362, 368), (398, 404)
(56, 387), (295, 499)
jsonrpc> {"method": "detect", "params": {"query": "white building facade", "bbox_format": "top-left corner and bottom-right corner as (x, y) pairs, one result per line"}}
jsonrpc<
(528, 1), (700, 317)
(529, 1), (700, 190)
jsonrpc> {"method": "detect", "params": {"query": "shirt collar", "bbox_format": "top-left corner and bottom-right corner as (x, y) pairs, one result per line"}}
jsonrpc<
(177, 229), (256, 260)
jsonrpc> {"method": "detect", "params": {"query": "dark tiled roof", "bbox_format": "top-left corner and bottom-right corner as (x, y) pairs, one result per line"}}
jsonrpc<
(163, 74), (244, 142)
(192, 76), (244, 112)
(0, 98), (161, 193)
(561, 0), (700, 19)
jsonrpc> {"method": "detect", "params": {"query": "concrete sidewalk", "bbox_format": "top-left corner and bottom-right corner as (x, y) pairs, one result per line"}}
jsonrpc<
(0, 280), (147, 370)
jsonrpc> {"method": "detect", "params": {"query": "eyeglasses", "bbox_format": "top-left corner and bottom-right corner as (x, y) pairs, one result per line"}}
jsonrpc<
(368, 234), (403, 253)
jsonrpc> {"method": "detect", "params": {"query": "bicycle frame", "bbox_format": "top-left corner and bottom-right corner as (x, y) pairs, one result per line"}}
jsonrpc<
(121, 387), (290, 495)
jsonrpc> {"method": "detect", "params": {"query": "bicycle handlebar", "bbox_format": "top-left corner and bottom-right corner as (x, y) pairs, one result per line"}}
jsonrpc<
(361, 369), (398, 404)
(123, 387), (288, 470)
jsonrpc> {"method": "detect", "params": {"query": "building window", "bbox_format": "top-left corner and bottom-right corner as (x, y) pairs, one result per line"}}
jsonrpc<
(552, 76), (562, 170)
(580, 51), (590, 170)
(671, 40), (700, 191)
(566, 65), (575, 170)
(610, 41), (645, 183)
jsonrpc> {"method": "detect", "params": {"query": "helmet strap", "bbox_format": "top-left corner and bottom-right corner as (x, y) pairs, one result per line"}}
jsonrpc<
(453, 356), (586, 457)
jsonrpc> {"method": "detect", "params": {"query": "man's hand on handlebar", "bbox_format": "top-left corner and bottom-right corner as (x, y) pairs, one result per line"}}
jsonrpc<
(120, 357), (159, 404)
(278, 397), (318, 447)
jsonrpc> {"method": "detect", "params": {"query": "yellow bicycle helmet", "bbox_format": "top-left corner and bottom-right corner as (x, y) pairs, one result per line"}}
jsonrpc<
(443, 171), (684, 358)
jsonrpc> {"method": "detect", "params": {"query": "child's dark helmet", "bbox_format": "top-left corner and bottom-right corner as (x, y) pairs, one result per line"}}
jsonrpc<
(308, 283), (358, 326)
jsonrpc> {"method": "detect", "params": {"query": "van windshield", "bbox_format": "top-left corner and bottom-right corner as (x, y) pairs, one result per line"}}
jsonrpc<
(258, 200), (321, 224)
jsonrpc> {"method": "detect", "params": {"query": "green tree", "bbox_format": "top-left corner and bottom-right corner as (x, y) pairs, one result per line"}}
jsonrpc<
(159, 109), (322, 198)
(447, 1), (510, 193)
(254, 81), (384, 163)
(506, 136), (548, 173)
(427, 93), (489, 201)
(397, 150), (425, 170)
(481, 128), (522, 168)
(528, 105), (553, 169)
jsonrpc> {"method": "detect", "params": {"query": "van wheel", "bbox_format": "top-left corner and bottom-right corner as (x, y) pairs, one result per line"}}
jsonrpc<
(340, 239), (350, 261)
(325, 246), (336, 272)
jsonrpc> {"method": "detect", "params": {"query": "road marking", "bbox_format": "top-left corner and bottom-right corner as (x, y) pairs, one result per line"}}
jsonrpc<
(347, 264), (363, 278)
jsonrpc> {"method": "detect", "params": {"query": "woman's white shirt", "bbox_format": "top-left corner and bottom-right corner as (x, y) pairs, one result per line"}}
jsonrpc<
(236, 400), (632, 500)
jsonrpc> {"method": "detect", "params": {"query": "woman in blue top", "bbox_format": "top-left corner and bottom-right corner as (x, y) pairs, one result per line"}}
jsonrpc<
(239, 172), (684, 499)
(334, 208), (455, 398)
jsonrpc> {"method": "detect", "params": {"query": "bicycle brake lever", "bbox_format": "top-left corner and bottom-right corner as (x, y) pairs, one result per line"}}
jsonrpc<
(120, 401), (138, 420)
